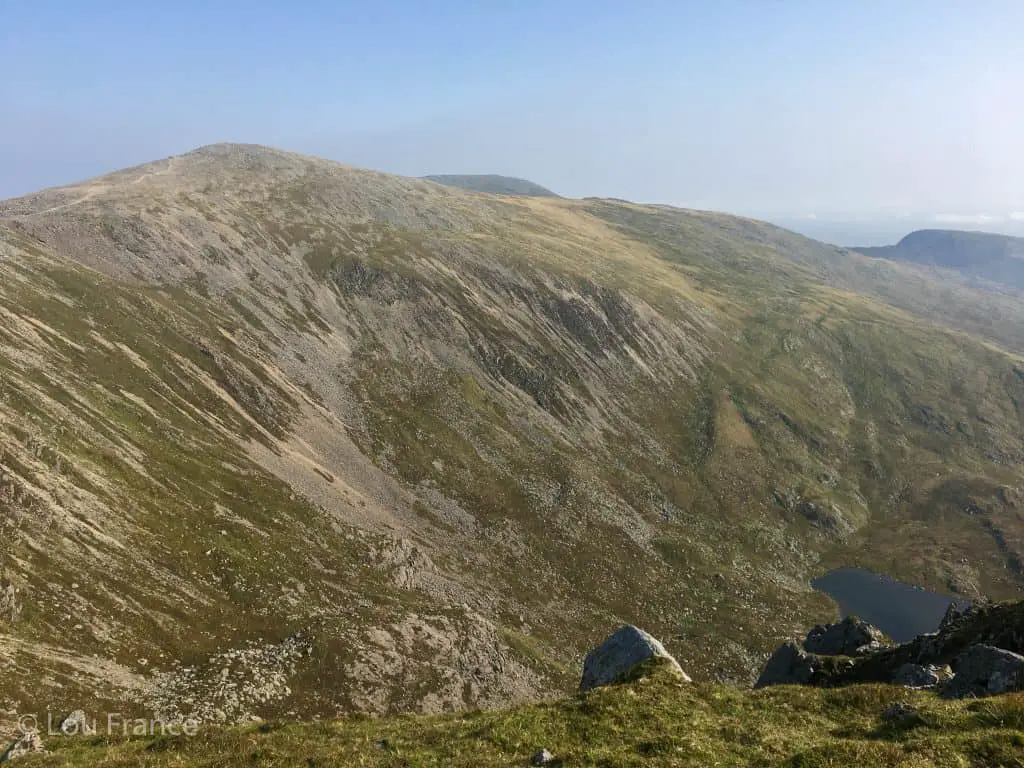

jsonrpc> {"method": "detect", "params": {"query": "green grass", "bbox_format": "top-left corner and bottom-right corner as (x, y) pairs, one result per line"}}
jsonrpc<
(20, 665), (1024, 767)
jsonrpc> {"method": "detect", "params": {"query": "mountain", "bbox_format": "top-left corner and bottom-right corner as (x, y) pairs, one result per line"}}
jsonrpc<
(3, 143), (1024, 727)
(854, 229), (1024, 293)
(422, 173), (559, 197)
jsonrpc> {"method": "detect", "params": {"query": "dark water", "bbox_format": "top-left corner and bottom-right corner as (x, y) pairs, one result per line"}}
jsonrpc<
(811, 567), (971, 643)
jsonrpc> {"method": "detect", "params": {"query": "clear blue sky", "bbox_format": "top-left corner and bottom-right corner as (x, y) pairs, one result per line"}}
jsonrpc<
(3, 0), (1023, 226)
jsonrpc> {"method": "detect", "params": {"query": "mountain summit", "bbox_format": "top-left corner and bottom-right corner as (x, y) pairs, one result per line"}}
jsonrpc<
(1, 144), (1024, 723)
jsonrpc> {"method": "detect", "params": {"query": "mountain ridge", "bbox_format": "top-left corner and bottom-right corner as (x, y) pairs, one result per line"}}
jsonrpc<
(2, 143), (1024, 728)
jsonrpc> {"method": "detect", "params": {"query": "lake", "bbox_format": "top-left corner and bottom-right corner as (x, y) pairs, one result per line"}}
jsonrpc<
(811, 566), (971, 643)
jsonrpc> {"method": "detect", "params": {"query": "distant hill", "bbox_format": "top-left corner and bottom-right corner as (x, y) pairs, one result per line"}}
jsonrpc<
(854, 229), (1024, 292)
(422, 173), (559, 197)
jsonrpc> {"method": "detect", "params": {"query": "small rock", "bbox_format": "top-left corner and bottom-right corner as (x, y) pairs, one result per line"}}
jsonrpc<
(532, 748), (555, 765)
(943, 644), (1024, 699)
(804, 617), (888, 656)
(374, 739), (389, 751)
(755, 642), (815, 688)
(881, 702), (921, 725)
(580, 625), (690, 692)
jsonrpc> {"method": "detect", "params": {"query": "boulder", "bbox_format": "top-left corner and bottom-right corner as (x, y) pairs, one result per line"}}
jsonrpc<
(803, 617), (887, 656)
(755, 642), (816, 688)
(942, 644), (1024, 699)
(580, 625), (690, 692)
(881, 702), (923, 727)
(892, 663), (953, 688)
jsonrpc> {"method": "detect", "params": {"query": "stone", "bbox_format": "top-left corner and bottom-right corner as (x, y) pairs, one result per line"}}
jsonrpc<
(942, 644), (1024, 699)
(755, 642), (816, 688)
(881, 702), (921, 725)
(59, 710), (94, 736)
(803, 617), (887, 656)
(532, 748), (555, 765)
(892, 663), (952, 688)
(1, 730), (45, 762)
(580, 625), (690, 692)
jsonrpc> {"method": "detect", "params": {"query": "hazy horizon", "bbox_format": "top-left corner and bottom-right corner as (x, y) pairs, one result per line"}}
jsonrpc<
(4, 1), (1023, 241)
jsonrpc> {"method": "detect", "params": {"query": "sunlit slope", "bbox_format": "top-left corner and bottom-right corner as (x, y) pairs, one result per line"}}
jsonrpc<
(1, 144), (1023, 720)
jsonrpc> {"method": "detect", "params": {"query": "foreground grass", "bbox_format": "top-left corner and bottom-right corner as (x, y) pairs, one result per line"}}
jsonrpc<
(21, 668), (1024, 767)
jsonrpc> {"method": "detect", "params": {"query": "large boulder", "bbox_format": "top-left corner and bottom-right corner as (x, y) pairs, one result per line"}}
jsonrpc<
(755, 642), (816, 688)
(580, 625), (690, 692)
(942, 644), (1024, 699)
(803, 617), (888, 656)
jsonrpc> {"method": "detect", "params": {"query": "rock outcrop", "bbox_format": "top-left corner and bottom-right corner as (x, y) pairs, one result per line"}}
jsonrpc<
(580, 626), (690, 692)
(938, 600), (981, 631)
(754, 642), (817, 688)
(803, 617), (889, 656)
(941, 645), (1024, 699)
(755, 618), (886, 689)
(0, 731), (45, 762)
(756, 600), (1024, 699)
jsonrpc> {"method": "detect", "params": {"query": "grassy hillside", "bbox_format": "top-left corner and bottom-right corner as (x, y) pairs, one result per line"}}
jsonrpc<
(1, 143), (1024, 724)
(16, 664), (1024, 767)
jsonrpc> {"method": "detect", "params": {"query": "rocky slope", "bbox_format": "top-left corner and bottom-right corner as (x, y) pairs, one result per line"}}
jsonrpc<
(2, 144), (1024, 723)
